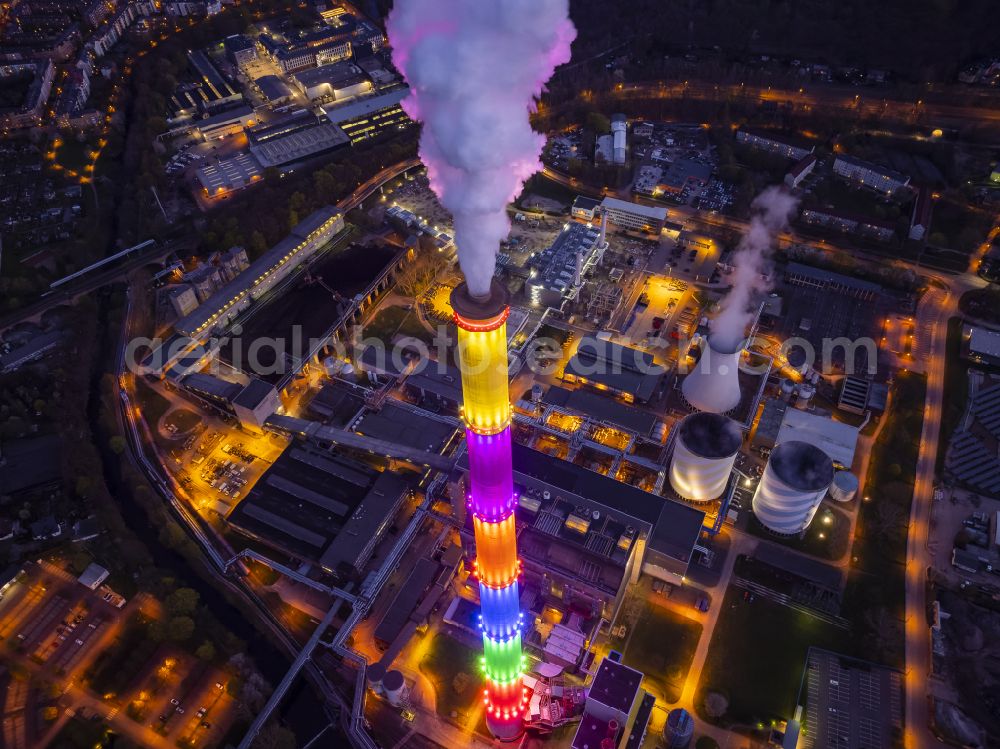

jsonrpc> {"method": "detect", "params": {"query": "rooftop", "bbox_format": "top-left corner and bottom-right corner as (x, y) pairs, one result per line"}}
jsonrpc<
(322, 87), (407, 124)
(542, 385), (659, 436)
(969, 326), (1000, 360)
(565, 335), (665, 402)
(351, 403), (457, 453)
(588, 656), (643, 714)
(0, 434), (61, 495)
(600, 196), (668, 222)
(835, 153), (910, 183)
(776, 408), (859, 467)
(232, 377), (276, 410)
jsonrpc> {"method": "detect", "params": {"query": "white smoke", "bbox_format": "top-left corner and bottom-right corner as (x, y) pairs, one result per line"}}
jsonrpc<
(387, 0), (575, 298)
(710, 186), (798, 351)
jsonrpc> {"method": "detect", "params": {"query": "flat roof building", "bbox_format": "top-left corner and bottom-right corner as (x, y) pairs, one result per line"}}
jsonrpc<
(526, 221), (607, 308)
(964, 325), (1000, 367)
(600, 197), (667, 233)
(196, 151), (263, 197)
(736, 128), (814, 161)
(227, 444), (409, 574)
(563, 335), (666, 403)
(775, 408), (859, 468)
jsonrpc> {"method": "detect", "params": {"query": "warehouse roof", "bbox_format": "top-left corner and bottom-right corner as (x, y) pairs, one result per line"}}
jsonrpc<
(600, 196), (667, 221)
(322, 87), (407, 124)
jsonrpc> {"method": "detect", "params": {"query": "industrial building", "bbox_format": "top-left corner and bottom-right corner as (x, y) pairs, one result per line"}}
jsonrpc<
(838, 376), (872, 414)
(174, 206), (344, 337)
(833, 154), (911, 194)
(571, 196), (601, 222)
(456, 441), (705, 624)
(195, 151), (263, 197)
(563, 335), (666, 404)
(571, 656), (645, 749)
(599, 197), (667, 233)
(736, 128), (814, 160)
(962, 325), (1000, 367)
(752, 440), (835, 534)
(227, 444), (409, 575)
(784, 262), (882, 301)
(247, 111), (350, 168)
(525, 221), (608, 307)
(611, 113), (627, 165)
(945, 381), (1000, 495)
(292, 61), (372, 103)
(322, 87), (410, 143)
(753, 403), (860, 469)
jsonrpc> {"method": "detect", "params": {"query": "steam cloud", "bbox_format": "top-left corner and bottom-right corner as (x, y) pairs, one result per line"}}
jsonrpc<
(710, 186), (798, 350)
(387, 0), (575, 298)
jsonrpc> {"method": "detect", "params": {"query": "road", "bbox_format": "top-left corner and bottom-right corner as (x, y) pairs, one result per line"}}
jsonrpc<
(902, 285), (958, 749)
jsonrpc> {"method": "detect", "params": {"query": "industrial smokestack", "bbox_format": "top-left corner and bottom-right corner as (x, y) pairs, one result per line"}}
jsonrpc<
(752, 440), (834, 535)
(387, 0), (575, 298)
(681, 336), (743, 414)
(670, 412), (742, 501)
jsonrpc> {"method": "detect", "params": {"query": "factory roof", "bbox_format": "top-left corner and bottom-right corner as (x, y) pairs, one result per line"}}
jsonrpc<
(572, 715), (614, 749)
(623, 694), (656, 749)
(293, 61), (367, 89)
(572, 195), (601, 212)
(968, 326), (1000, 360)
(527, 221), (604, 297)
(754, 398), (788, 446)
(322, 87), (407, 124)
(946, 430), (1000, 494)
(784, 262), (882, 294)
(565, 336), (665, 402)
(510, 443), (704, 566)
(542, 385), (659, 436)
(405, 364), (464, 405)
(232, 377), (275, 411)
(588, 656), (643, 714)
(256, 74), (294, 102)
(776, 408), (859, 467)
(600, 196), (667, 221)
(181, 372), (243, 401)
(373, 557), (439, 644)
(351, 403), (457, 453)
(319, 470), (408, 570)
(195, 151), (263, 195)
(192, 103), (254, 130)
(249, 121), (350, 167)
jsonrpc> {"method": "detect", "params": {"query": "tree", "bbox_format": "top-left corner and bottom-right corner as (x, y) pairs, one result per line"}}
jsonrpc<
(251, 723), (297, 749)
(109, 435), (126, 455)
(166, 616), (195, 642)
(249, 230), (268, 256)
(165, 588), (199, 616)
(586, 111), (611, 134)
(696, 738), (720, 749)
(195, 641), (216, 661)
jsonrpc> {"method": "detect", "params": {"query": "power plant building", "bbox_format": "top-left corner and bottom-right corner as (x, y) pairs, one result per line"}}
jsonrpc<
(752, 440), (835, 534)
(563, 335), (666, 404)
(669, 412), (742, 502)
(525, 221), (607, 307)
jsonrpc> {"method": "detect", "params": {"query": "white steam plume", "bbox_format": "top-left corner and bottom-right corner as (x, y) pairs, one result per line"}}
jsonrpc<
(710, 186), (798, 351)
(387, 0), (575, 298)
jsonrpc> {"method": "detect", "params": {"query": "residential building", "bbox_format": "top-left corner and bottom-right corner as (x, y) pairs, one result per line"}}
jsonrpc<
(799, 207), (895, 242)
(785, 153), (817, 188)
(736, 128), (814, 160)
(0, 61), (54, 129)
(833, 154), (910, 194)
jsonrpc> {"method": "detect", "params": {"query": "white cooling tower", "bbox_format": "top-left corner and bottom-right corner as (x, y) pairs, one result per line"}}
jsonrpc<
(752, 440), (834, 535)
(670, 412), (742, 502)
(682, 336), (743, 414)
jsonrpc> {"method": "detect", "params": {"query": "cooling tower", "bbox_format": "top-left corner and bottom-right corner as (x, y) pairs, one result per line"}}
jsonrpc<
(681, 336), (743, 414)
(669, 412), (742, 501)
(752, 440), (834, 535)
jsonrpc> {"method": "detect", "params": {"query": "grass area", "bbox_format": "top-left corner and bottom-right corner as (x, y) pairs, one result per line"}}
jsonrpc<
(418, 633), (482, 722)
(85, 614), (158, 697)
(134, 379), (172, 427)
(55, 136), (98, 175)
(745, 503), (851, 562)
(50, 716), (114, 749)
(842, 371), (926, 667)
(696, 585), (852, 728)
(361, 305), (434, 346)
(623, 604), (701, 703)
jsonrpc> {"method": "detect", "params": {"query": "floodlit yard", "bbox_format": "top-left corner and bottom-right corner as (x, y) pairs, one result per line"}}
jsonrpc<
(623, 604), (701, 703)
(419, 633), (482, 722)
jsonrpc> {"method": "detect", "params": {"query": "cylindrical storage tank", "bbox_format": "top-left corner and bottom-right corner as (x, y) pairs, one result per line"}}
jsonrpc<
(669, 413), (742, 501)
(779, 378), (796, 402)
(828, 470), (859, 503)
(682, 335), (743, 414)
(323, 356), (342, 376)
(366, 661), (386, 692)
(383, 670), (405, 706)
(794, 383), (815, 410)
(664, 708), (694, 748)
(752, 441), (834, 535)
